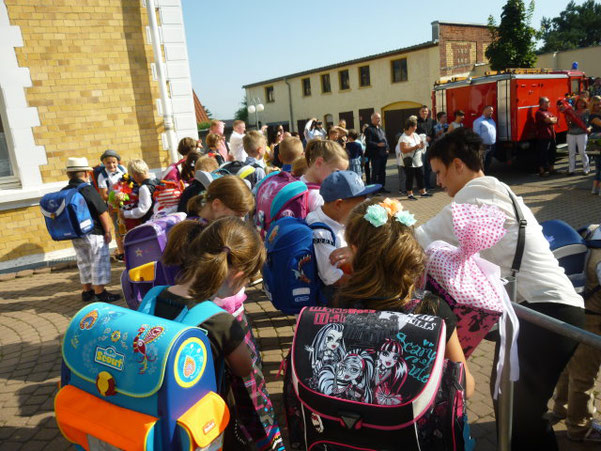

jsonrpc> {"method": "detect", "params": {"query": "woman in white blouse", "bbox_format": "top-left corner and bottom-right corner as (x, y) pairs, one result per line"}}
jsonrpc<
(416, 127), (584, 450)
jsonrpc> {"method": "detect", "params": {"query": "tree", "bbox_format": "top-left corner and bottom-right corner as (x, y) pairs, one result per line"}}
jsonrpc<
(234, 96), (248, 123)
(203, 107), (214, 119)
(486, 0), (537, 70)
(539, 1), (601, 52)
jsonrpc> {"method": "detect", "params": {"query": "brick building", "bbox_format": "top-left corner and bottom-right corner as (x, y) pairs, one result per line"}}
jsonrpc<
(0, 0), (196, 271)
(243, 21), (492, 147)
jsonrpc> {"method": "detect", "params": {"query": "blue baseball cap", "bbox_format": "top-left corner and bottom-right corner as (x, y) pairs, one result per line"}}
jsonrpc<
(320, 171), (382, 202)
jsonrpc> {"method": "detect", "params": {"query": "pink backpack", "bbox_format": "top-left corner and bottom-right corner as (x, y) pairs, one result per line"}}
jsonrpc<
(254, 171), (319, 238)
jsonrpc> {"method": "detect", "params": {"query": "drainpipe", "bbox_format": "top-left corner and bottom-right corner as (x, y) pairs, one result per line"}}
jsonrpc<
(145, 0), (179, 164)
(284, 78), (294, 132)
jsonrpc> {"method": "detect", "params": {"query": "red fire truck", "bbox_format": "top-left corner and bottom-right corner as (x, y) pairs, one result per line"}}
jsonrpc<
(432, 69), (588, 162)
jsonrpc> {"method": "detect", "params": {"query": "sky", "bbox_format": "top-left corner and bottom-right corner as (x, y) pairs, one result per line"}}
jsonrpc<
(181, 0), (573, 119)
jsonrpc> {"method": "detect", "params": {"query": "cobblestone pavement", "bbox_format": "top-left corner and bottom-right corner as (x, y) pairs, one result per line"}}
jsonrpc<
(1, 153), (601, 450)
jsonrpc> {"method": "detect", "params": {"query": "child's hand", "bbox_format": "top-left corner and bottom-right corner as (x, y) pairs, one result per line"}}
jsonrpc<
(329, 246), (353, 269)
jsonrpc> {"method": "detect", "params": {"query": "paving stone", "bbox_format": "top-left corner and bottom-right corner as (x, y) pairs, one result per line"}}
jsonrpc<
(32, 268), (51, 275)
(15, 270), (35, 278)
(0, 441), (22, 450)
(20, 441), (46, 451)
(0, 273), (16, 281)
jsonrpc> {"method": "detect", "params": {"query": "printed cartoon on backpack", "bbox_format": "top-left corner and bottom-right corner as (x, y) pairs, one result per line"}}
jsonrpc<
(285, 306), (469, 450)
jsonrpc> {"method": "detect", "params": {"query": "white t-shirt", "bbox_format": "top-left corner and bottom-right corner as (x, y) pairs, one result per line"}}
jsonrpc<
(97, 167), (125, 192)
(306, 206), (347, 286)
(300, 175), (324, 213)
(228, 131), (247, 162)
(415, 176), (584, 308)
(396, 132), (424, 167)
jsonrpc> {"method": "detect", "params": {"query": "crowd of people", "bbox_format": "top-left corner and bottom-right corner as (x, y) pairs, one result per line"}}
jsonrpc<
(57, 85), (601, 448)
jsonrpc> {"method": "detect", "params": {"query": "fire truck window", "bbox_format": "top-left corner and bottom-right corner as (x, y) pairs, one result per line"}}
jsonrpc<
(572, 79), (580, 95)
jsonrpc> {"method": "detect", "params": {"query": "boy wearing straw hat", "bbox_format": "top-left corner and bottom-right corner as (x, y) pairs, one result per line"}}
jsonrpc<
(63, 157), (121, 303)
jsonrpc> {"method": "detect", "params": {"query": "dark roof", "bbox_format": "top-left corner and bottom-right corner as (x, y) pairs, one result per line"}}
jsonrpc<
(433, 20), (489, 28)
(242, 41), (438, 89)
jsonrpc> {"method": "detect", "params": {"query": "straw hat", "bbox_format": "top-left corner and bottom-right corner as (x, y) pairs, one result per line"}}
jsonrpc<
(66, 157), (92, 171)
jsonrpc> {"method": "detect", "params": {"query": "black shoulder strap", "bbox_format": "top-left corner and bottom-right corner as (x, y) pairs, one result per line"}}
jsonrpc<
(506, 188), (527, 275)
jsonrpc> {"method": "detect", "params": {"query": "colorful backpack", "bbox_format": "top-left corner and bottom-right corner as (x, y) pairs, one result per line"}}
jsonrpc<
(40, 183), (94, 241)
(153, 179), (185, 216)
(121, 260), (181, 310)
(123, 212), (186, 271)
(284, 306), (472, 450)
(262, 216), (335, 314)
(55, 299), (229, 450)
(254, 171), (320, 239)
(216, 160), (262, 189)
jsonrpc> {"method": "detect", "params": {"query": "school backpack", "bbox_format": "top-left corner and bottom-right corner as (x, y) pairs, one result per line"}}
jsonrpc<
(262, 216), (335, 315)
(90, 163), (126, 192)
(121, 260), (181, 310)
(284, 306), (472, 451)
(153, 179), (185, 216)
(123, 212), (186, 271)
(40, 183), (94, 241)
(55, 297), (229, 450)
(254, 171), (320, 239)
(541, 219), (591, 294)
(216, 160), (262, 189)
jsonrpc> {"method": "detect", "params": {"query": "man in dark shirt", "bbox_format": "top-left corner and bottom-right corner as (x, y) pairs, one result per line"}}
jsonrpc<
(364, 112), (389, 192)
(63, 157), (120, 303)
(535, 97), (558, 177)
(417, 105), (436, 191)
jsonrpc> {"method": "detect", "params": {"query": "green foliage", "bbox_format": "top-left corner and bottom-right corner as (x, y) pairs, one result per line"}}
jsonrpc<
(234, 96), (249, 123)
(197, 121), (211, 130)
(204, 107), (214, 119)
(486, 0), (538, 70)
(539, 1), (601, 52)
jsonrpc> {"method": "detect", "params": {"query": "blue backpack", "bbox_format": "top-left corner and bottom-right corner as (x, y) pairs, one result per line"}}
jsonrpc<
(40, 183), (94, 241)
(56, 292), (230, 450)
(262, 216), (335, 314)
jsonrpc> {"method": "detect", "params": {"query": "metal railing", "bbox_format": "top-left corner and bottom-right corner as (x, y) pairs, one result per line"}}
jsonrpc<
(497, 285), (601, 450)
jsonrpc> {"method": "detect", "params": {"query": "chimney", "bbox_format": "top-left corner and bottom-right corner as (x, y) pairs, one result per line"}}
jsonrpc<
(431, 21), (440, 42)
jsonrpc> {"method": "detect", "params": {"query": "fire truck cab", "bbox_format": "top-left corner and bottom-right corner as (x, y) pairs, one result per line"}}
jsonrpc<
(432, 69), (588, 162)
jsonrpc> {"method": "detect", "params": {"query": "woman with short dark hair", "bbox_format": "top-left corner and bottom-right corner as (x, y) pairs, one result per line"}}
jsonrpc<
(398, 116), (430, 200)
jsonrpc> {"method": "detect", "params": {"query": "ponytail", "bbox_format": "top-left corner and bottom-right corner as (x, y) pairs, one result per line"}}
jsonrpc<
(162, 220), (206, 270)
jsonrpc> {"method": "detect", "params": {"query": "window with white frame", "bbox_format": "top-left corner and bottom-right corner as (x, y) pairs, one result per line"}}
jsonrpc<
(0, 112), (15, 179)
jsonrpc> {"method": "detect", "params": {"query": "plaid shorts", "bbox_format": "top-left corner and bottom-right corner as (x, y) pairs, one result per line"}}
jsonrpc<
(72, 234), (111, 286)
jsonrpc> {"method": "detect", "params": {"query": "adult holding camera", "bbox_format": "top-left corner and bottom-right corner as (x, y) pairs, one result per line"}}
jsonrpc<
(364, 112), (389, 192)
(304, 118), (327, 141)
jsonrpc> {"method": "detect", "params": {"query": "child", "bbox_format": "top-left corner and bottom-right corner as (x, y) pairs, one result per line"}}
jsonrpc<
(206, 132), (226, 165)
(63, 157), (121, 303)
(179, 150), (202, 184)
(120, 159), (158, 230)
(161, 217), (284, 450)
(306, 171), (380, 302)
(242, 130), (267, 183)
(229, 120), (247, 162)
(279, 136), (304, 172)
(434, 111), (448, 140)
(96, 149), (126, 260)
(345, 129), (363, 177)
(302, 139), (350, 213)
(177, 156), (220, 213)
(335, 197), (475, 399)
(162, 137), (198, 181)
(185, 175), (255, 221)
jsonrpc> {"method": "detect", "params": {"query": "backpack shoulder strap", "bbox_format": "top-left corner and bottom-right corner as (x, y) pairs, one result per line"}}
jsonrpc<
(179, 300), (226, 327)
(118, 164), (126, 173)
(76, 182), (90, 191)
(270, 180), (308, 219)
(308, 221), (336, 247)
(138, 285), (170, 314)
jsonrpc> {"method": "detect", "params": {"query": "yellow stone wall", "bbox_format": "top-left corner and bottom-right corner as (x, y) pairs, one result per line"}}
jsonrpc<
(1, 0), (171, 265)
(0, 206), (72, 262)
(5, 0), (168, 183)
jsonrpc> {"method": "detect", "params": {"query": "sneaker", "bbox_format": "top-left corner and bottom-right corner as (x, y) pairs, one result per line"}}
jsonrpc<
(81, 289), (95, 302)
(398, 191), (407, 196)
(420, 192), (433, 197)
(592, 187), (600, 194)
(407, 194), (418, 201)
(568, 421), (601, 442)
(94, 290), (122, 303)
